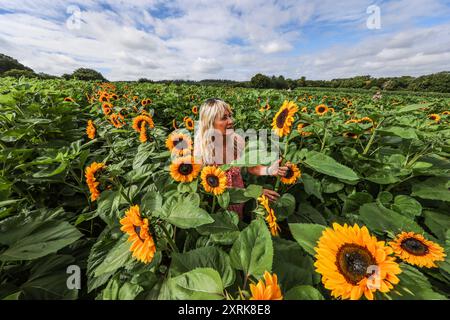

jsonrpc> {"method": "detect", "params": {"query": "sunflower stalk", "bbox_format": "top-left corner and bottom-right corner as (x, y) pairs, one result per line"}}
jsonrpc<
(159, 223), (179, 253)
(274, 134), (291, 192)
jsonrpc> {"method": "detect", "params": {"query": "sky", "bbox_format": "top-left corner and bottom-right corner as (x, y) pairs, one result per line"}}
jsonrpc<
(0, 0), (449, 81)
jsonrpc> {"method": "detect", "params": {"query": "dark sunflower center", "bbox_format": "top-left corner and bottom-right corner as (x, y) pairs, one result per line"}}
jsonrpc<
(178, 163), (193, 176)
(336, 244), (375, 285)
(206, 174), (219, 187)
(276, 109), (289, 128)
(285, 167), (294, 179)
(134, 225), (144, 240)
(401, 238), (429, 256)
(318, 107), (326, 113)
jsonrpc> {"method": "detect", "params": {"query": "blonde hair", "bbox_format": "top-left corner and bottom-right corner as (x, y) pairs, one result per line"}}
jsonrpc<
(194, 98), (243, 165)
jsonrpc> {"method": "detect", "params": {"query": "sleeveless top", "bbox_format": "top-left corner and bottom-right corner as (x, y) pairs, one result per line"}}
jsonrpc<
(225, 166), (245, 218)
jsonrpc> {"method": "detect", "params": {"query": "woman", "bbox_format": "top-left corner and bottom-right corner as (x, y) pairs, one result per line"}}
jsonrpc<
(193, 98), (289, 218)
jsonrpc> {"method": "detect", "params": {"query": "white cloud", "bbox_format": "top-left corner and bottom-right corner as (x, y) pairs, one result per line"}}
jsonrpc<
(0, 0), (449, 80)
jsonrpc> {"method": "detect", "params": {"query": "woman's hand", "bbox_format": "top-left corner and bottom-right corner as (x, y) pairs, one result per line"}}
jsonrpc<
(268, 159), (289, 177)
(262, 188), (280, 202)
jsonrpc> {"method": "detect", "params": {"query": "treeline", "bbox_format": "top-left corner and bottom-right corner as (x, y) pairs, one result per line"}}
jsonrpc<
(247, 73), (450, 93)
(2, 53), (450, 92)
(0, 54), (107, 81)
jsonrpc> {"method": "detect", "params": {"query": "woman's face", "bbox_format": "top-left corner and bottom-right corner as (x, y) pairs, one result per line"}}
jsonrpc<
(213, 109), (234, 135)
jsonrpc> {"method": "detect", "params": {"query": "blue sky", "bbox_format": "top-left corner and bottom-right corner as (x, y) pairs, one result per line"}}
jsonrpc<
(0, 0), (449, 80)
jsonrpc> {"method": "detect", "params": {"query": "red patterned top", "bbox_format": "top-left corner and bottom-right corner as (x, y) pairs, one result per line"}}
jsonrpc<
(225, 166), (245, 219)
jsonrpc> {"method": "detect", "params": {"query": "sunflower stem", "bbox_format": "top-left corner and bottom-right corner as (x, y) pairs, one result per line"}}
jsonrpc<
(363, 119), (384, 155)
(211, 195), (216, 213)
(275, 134), (290, 192)
(160, 223), (179, 253)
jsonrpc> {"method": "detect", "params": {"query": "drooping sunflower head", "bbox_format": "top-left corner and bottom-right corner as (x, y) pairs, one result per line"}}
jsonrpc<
(102, 102), (113, 116)
(249, 271), (283, 300)
(271, 100), (299, 137)
(428, 114), (441, 123)
(165, 132), (193, 155)
(200, 165), (227, 195)
(64, 97), (75, 102)
(314, 223), (401, 300)
(297, 122), (312, 137)
(343, 132), (358, 139)
(85, 162), (107, 201)
(192, 105), (198, 115)
(315, 104), (329, 116)
(257, 195), (280, 237)
(280, 163), (301, 185)
(86, 120), (96, 139)
(109, 113), (125, 128)
(329, 107), (335, 113)
(184, 117), (195, 131)
(359, 117), (374, 126)
(389, 232), (446, 268)
(170, 156), (201, 183)
(120, 205), (156, 264)
(132, 115), (155, 143)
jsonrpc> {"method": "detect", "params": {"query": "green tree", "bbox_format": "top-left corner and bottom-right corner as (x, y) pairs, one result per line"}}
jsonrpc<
(250, 73), (271, 88)
(0, 53), (34, 74)
(70, 68), (107, 81)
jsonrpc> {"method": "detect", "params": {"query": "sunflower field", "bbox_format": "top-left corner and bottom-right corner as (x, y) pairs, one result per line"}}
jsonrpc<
(0, 76), (449, 300)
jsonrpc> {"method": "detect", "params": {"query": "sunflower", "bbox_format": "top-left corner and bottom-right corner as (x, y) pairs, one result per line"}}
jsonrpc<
(358, 117), (374, 125)
(85, 162), (107, 202)
(265, 103), (271, 111)
(170, 156), (201, 183)
(64, 97), (75, 102)
(442, 111), (450, 115)
(109, 113), (125, 128)
(389, 232), (446, 268)
(314, 223), (401, 300)
(141, 98), (152, 107)
(329, 107), (335, 113)
(345, 119), (359, 124)
(165, 132), (193, 155)
(250, 271), (283, 300)
(110, 93), (119, 100)
(132, 115), (155, 143)
(301, 107), (308, 113)
(271, 100), (298, 137)
(86, 120), (96, 139)
(258, 195), (281, 237)
(343, 132), (358, 139)
(102, 102), (113, 116)
(315, 104), (329, 116)
(428, 114), (441, 123)
(280, 163), (301, 185)
(201, 166), (227, 195)
(184, 117), (195, 131)
(297, 123), (312, 137)
(120, 205), (156, 264)
(99, 93), (109, 103)
(192, 105), (198, 115)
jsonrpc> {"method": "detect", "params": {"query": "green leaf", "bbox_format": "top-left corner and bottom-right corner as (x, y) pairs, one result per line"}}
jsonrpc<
(342, 192), (373, 214)
(412, 177), (450, 202)
(141, 190), (163, 213)
(0, 220), (82, 261)
(217, 191), (230, 209)
(366, 172), (401, 184)
(304, 151), (359, 181)
(397, 103), (431, 113)
(165, 268), (224, 300)
(274, 193), (296, 220)
(391, 195), (422, 218)
(388, 263), (446, 300)
(379, 126), (418, 140)
(321, 177), (344, 194)
(243, 184), (263, 199)
(155, 194), (213, 229)
(288, 223), (326, 256)
(230, 219), (273, 278)
(196, 211), (239, 235)
(273, 239), (318, 291)
(94, 236), (132, 277)
(301, 173), (324, 202)
(285, 285), (324, 300)
(170, 247), (235, 288)
(423, 210), (450, 241)
(358, 203), (424, 236)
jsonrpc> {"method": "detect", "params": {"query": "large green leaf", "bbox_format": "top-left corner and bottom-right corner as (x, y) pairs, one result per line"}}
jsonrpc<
(0, 220), (82, 261)
(301, 173), (324, 202)
(285, 285), (324, 300)
(163, 268), (224, 300)
(289, 223), (326, 256)
(412, 177), (450, 202)
(358, 203), (424, 236)
(170, 247), (235, 288)
(94, 236), (132, 277)
(230, 219), (273, 278)
(304, 151), (359, 181)
(379, 126), (418, 140)
(423, 210), (450, 241)
(154, 194), (213, 229)
(391, 195), (422, 218)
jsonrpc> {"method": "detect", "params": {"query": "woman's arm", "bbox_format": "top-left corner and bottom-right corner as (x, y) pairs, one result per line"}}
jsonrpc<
(247, 160), (288, 177)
